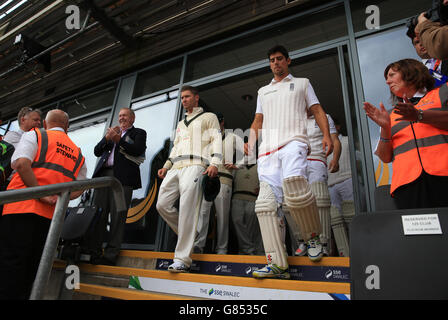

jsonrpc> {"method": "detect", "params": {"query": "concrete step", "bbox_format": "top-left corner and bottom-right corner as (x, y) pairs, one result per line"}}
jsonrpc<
(118, 250), (350, 267)
(51, 250), (351, 300)
(117, 250), (350, 284)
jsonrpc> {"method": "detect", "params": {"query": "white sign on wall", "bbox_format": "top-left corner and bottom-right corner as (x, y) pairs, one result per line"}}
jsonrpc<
(402, 214), (443, 236)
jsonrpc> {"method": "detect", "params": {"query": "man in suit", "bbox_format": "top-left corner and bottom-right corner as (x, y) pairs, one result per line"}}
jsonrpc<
(87, 107), (147, 265)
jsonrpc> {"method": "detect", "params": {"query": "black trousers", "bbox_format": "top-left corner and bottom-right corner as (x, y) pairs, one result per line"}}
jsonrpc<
(393, 171), (448, 209)
(0, 213), (51, 300)
(85, 168), (133, 261)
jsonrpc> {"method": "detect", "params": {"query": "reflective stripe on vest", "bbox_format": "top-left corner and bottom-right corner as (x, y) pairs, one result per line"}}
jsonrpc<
(31, 129), (84, 180)
(391, 107), (447, 137)
(389, 86), (448, 194)
(393, 134), (448, 158)
(3, 128), (85, 219)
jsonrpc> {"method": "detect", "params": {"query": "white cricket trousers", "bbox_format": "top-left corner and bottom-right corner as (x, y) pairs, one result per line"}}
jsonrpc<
(328, 178), (354, 211)
(257, 140), (309, 204)
(306, 160), (328, 184)
(195, 183), (232, 254)
(156, 165), (204, 267)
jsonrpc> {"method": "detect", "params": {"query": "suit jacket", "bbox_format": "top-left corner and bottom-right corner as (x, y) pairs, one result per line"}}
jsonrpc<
(92, 126), (147, 189)
(442, 60), (448, 78)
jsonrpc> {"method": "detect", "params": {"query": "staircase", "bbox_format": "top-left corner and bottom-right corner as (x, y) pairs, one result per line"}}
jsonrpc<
(47, 251), (350, 300)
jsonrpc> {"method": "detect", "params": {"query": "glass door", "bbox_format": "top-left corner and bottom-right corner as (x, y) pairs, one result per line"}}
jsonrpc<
(121, 92), (179, 250)
(196, 45), (367, 253)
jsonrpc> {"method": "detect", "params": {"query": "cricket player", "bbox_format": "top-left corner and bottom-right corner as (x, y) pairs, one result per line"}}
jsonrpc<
(194, 113), (244, 254)
(156, 85), (222, 272)
(245, 45), (333, 279)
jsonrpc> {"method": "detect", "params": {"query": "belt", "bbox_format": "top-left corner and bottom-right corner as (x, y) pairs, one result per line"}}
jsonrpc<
(218, 172), (234, 180)
(233, 191), (258, 197)
(170, 155), (209, 165)
(307, 158), (327, 167)
(258, 145), (285, 158)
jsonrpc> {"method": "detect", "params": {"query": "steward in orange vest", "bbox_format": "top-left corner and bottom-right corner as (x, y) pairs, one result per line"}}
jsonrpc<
(390, 85), (448, 195)
(0, 110), (86, 300)
(364, 58), (448, 210)
(3, 127), (85, 219)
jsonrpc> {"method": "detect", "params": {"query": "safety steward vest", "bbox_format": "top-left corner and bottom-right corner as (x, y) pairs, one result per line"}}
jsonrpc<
(3, 128), (85, 219)
(390, 84), (448, 194)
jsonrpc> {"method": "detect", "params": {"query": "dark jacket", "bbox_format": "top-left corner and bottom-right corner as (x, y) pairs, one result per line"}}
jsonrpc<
(416, 20), (448, 61)
(92, 126), (147, 189)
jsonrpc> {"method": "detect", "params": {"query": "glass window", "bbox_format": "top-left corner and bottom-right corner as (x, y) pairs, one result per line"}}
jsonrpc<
(67, 121), (107, 206)
(7, 120), (19, 133)
(133, 59), (183, 99)
(356, 26), (421, 210)
(59, 82), (118, 120)
(122, 95), (178, 247)
(199, 49), (347, 131)
(131, 98), (178, 200)
(350, 0), (434, 33)
(0, 123), (7, 136)
(185, 3), (347, 81)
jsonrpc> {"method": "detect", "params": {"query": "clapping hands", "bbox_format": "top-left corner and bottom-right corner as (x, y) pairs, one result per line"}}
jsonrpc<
(363, 101), (391, 129)
(106, 126), (121, 143)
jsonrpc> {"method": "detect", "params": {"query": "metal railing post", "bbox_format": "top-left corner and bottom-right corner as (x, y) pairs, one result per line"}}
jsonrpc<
(29, 190), (71, 300)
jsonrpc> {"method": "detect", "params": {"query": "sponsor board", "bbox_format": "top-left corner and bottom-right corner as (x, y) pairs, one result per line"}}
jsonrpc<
(128, 276), (350, 300)
(156, 259), (350, 283)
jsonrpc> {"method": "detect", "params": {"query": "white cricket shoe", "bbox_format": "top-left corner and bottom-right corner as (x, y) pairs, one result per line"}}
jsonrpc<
(307, 236), (324, 262)
(168, 261), (190, 273)
(252, 264), (290, 279)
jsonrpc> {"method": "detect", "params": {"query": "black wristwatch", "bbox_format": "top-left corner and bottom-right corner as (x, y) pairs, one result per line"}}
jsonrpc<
(416, 109), (424, 122)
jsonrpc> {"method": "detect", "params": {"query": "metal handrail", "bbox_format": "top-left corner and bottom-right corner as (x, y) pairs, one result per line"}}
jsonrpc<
(0, 176), (127, 300)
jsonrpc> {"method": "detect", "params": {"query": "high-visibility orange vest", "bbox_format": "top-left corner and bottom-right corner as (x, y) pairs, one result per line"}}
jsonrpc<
(3, 128), (85, 219)
(390, 85), (448, 194)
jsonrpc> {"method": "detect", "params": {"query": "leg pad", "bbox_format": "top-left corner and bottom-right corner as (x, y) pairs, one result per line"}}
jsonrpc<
(283, 176), (321, 242)
(255, 182), (288, 268)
